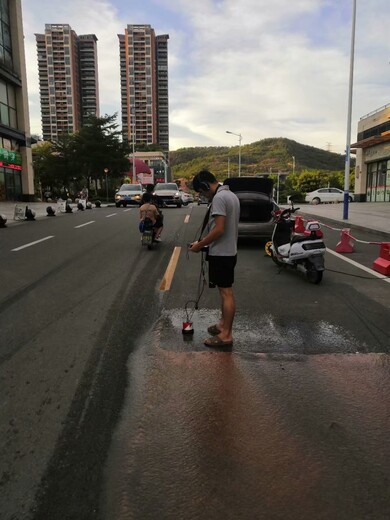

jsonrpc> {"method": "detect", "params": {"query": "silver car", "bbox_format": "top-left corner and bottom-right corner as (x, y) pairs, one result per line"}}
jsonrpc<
(224, 176), (278, 239)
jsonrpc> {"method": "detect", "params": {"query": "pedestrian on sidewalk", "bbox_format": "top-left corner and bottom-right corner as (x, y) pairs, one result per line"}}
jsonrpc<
(190, 169), (240, 347)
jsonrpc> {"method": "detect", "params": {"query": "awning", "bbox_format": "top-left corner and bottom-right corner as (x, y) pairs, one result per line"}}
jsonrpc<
(129, 158), (152, 174)
(350, 133), (390, 149)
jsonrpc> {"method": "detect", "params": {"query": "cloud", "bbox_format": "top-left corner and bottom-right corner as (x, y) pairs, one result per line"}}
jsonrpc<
(22, 0), (390, 154)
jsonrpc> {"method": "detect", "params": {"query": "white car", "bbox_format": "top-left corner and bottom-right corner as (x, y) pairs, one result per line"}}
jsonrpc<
(305, 188), (354, 204)
(179, 191), (194, 205)
(153, 182), (182, 207)
(115, 183), (143, 207)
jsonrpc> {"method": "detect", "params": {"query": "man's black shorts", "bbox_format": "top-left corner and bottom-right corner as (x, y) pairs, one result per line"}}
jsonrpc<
(208, 255), (237, 288)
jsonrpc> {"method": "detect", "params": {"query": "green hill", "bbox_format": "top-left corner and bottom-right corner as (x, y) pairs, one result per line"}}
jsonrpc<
(170, 137), (351, 180)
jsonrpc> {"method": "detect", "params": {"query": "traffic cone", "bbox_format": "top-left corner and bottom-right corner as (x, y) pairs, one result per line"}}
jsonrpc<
(336, 228), (354, 253)
(294, 215), (306, 233)
(372, 242), (390, 276)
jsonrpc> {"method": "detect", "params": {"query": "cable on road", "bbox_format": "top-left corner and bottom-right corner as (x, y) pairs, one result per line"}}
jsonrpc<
(184, 251), (208, 322)
(325, 267), (388, 280)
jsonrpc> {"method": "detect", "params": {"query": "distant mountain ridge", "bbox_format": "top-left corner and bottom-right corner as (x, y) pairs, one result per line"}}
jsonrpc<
(170, 137), (352, 179)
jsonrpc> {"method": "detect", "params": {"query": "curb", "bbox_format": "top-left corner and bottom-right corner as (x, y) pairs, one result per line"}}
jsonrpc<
(298, 212), (390, 240)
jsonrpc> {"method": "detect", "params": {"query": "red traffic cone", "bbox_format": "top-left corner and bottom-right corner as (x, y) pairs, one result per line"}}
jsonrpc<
(294, 215), (306, 233)
(372, 242), (390, 276)
(336, 229), (354, 253)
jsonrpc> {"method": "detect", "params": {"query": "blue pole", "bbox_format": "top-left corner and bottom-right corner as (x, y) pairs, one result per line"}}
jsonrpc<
(343, 0), (357, 220)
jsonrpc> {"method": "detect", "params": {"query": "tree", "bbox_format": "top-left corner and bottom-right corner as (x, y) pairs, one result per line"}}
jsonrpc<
(32, 141), (54, 197)
(74, 114), (131, 193)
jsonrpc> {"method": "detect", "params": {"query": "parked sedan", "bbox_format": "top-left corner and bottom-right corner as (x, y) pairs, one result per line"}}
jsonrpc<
(224, 176), (278, 239)
(115, 183), (143, 207)
(305, 188), (354, 204)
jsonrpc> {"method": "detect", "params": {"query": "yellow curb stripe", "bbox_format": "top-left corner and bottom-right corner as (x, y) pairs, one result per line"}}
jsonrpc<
(160, 246), (181, 291)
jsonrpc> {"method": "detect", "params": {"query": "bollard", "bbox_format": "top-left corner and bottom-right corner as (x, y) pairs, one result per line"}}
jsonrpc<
(336, 228), (354, 253)
(294, 215), (306, 234)
(372, 242), (390, 276)
(0, 214), (7, 227)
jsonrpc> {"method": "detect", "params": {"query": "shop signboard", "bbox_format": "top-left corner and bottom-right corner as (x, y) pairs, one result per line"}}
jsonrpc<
(0, 148), (22, 170)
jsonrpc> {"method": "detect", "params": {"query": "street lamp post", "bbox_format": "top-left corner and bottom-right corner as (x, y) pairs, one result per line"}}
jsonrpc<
(226, 130), (242, 177)
(104, 168), (109, 202)
(343, 0), (357, 220)
(292, 156), (295, 175)
(132, 121), (136, 184)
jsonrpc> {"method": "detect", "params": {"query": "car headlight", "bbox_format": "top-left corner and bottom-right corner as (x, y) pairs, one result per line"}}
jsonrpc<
(175, 192), (179, 197)
(115, 194), (121, 200)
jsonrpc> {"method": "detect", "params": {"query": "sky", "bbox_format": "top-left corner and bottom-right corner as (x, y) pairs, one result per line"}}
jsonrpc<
(21, 0), (390, 155)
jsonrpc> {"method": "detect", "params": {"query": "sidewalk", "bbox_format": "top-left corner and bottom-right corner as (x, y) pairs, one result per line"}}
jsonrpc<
(292, 202), (390, 239)
(0, 201), (112, 225)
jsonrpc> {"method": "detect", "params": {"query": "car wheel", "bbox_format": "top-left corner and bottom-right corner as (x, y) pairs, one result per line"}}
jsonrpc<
(312, 197), (321, 205)
(348, 196), (353, 203)
(177, 202), (182, 208)
(123, 202), (127, 207)
(115, 203), (120, 208)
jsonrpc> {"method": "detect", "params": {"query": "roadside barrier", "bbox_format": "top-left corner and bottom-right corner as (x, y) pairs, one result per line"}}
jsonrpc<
(294, 215), (306, 233)
(58, 200), (67, 213)
(14, 204), (26, 221)
(372, 243), (390, 276)
(297, 216), (389, 276)
(336, 228), (354, 253)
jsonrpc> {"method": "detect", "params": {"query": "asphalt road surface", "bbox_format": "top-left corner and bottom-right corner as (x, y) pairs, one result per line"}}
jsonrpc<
(0, 205), (389, 520)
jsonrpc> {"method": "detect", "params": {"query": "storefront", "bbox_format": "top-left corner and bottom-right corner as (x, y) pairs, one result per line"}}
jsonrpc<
(366, 158), (390, 202)
(0, 145), (22, 201)
(352, 104), (390, 202)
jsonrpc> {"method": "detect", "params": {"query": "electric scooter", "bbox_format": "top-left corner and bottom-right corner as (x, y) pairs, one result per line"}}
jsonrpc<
(267, 205), (326, 284)
(140, 218), (156, 250)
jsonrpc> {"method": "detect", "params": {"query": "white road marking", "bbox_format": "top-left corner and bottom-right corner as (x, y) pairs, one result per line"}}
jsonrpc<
(75, 221), (95, 229)
(106, 213), (117, 218)
(326, 248), (390, 283)
(124, 208), (132, 212)
(12, 236), (55, 251)
(184, 214), (190, 223)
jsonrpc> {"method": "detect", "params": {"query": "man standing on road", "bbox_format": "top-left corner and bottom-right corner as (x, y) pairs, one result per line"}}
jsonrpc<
(190, 169), (240, 347)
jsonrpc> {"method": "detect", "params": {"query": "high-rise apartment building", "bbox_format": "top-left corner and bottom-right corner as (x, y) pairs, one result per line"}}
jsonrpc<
(35, 24), (99, 142)
(118, 25), (169, 157)
(0, 0), (34, 201)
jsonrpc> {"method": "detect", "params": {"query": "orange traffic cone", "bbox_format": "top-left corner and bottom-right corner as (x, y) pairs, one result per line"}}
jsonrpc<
(372, 242), (390, 276)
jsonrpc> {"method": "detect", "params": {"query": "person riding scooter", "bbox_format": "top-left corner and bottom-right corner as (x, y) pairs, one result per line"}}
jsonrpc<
(140, 185), (164, 241)
(139, 192), (163, 241)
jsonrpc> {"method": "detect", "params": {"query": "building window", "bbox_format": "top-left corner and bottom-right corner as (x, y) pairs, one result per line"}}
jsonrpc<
(0, 79), (17, 128)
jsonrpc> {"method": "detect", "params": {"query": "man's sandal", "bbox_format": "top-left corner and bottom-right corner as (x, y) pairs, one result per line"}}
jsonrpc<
(204, 335), (233, 348)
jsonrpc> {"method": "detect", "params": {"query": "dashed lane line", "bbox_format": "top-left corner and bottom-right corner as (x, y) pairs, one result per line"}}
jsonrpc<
(74, 221), (95, 229)
(106, 213), (117, 218)
(12, 236), (55, 252)
(184, 214), (190, 223)
(326, 247), (390, 283)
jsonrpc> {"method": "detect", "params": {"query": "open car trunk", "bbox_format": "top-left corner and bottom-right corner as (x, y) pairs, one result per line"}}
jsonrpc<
(235, 192), (274, 222)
